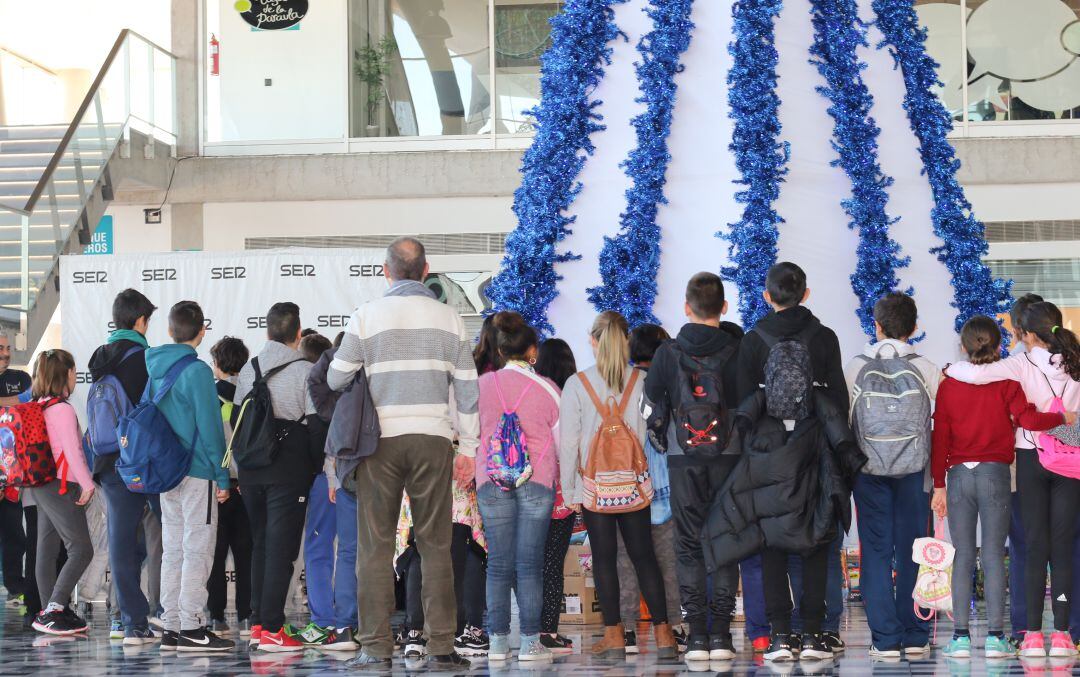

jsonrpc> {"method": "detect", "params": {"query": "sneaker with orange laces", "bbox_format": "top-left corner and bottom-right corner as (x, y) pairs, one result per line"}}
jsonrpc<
(259, 624), (306, 652)
(1020, 632), (1046, 658)
(248, 625), (264, 648)
(1048, 632), (1079, 658)
(753, 637), (771, 653)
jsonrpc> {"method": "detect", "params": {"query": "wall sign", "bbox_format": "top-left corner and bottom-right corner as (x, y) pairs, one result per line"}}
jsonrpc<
(83, 216), (113, 255)
(235, 0), (308, 31)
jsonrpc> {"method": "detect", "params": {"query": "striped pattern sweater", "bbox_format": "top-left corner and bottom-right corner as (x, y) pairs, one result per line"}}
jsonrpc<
(328, 282), (480, 456)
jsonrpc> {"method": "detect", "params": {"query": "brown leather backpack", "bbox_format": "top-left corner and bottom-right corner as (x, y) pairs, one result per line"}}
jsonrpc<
(578, 369), (653, 513)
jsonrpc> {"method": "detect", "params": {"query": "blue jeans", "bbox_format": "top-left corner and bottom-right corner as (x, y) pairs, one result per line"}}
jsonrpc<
(1008, 491), (1027, 635)
(99, 465), (160, 634)
(791, 529), (844, 633)
(334, 488), (359, 629)
(853, 471), (929, 650)
(477, 481), (553, 637)
(305, 474), (336, 627)
(739, 555), (770, 640)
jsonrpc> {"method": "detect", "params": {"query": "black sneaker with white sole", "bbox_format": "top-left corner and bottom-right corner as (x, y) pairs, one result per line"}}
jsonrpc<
(789, 632), (802, 656)
(800, 634), (833, 660)
(177, 628), (235, 652)
(428, 652), (471, 670)
(624, 630), (639, 654)
(673, 626), (687, 653)
(764, 634), (795, 662)
(161, 630), (179, 651)
(822, 631), (845, 653)
(709, 634), (736, 660)
(31, 610), (82, 636)
(454, 625), (489, 656)
(403, 629), (427, 658)
(59, 608), (88, 633)
(539, 633), (573, 654)
(685, 635), (710, 661)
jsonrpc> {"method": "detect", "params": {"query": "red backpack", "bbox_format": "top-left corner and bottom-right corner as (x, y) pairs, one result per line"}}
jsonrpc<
(0, 399), (66, 493)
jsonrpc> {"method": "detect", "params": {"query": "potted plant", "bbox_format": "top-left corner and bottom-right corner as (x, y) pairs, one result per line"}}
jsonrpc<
(354, 35), (397, 136)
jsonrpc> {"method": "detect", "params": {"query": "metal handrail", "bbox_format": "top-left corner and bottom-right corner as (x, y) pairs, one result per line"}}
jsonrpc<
(16, 29), (177, 216)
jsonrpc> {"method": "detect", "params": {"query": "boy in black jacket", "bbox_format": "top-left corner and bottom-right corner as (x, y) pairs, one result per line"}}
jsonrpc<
(735, 262), (849, 412)
(642, 273), (743, 661)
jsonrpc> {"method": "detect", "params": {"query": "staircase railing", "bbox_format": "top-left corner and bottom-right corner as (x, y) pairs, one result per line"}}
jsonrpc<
(0, 29), (177, 333)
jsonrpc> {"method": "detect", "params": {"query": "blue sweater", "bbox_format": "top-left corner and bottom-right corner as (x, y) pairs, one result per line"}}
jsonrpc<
(145, 344), (229, 486)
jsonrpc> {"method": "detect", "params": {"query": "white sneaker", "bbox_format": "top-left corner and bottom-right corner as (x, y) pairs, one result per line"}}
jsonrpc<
(905, 643), (931, 657)
(869, 645), (901, 659)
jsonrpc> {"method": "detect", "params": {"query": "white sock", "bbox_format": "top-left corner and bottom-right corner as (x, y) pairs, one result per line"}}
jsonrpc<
(44, 602), (64, 614)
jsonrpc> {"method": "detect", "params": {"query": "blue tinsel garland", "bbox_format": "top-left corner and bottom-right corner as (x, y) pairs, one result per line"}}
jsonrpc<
(588, 0), (694, 327)
(721, 0), (789, 329)
(809, 0), (910, 339)
(486, 0), (626, 336)
(871, 0), (1012, 334)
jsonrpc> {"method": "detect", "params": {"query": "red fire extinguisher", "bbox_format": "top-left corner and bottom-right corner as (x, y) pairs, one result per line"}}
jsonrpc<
(210, 33), (220, 76)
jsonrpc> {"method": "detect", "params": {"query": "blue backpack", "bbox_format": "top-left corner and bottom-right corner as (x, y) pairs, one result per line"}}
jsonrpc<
(115, 355), (198, 494)
(85, 346), (144, 458)
(485, 373), (547, 491)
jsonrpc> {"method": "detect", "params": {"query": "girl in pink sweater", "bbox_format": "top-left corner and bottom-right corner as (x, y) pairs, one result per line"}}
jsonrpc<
(474, 312), (561, 661)
(25, 350), (95, 636)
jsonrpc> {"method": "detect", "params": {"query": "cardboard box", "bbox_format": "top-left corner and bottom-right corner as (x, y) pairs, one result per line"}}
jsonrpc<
(563, 544), (592, 578)
(560, 575), (603, 625)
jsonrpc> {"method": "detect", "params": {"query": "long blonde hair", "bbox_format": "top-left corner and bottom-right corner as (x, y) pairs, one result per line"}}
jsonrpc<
(591, 311), (630, 393)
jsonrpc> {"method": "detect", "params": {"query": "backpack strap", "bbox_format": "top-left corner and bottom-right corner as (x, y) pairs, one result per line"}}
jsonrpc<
(617, 369), (641, 417)
(1026, 353), (1065, 399)
(150, 354), (200, 406)
(256, 358), (307, 384)
(577, 372), (608, 416)
(492, 371), (534, 414)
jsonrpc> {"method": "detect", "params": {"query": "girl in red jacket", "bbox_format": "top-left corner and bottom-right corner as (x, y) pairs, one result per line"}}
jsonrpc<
(932, 316), (1073, 659)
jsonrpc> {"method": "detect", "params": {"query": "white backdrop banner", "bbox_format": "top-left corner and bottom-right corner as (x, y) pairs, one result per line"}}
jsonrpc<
(61, 248), (388, 413)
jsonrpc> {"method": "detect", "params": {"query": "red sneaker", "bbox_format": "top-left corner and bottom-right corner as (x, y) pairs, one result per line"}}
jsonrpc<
(249, 624), (264, 647)
(259, 625), (306, 653)
(753, 636), (771, 653)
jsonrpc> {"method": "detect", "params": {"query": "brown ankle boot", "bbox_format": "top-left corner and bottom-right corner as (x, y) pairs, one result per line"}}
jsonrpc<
(654, 622), (677, 659)
(591, 623), (626, 658)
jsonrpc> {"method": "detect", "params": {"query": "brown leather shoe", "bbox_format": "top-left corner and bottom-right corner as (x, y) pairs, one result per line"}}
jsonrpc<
(654, 622), (677, 659)
(591, 623), (626, 658)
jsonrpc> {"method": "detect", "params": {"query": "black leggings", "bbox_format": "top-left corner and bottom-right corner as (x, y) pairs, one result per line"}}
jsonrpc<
(406, 524), (486, 633)
(762, 544), (828, 635)
(582, 507), (668, 627)
(1016, 449), (1079, 631)
(541, 515), (575, 634)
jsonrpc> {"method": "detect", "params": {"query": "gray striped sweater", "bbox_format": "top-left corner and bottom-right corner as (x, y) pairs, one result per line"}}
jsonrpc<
(328, 281), (480, 456)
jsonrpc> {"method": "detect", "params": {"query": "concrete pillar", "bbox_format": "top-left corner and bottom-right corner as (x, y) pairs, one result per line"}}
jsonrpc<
(172, 0), (200, 156)
(170, 203), (204, 251)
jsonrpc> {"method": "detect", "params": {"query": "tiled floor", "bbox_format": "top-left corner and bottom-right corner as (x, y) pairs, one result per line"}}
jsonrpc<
(1, 604), (1076, 676)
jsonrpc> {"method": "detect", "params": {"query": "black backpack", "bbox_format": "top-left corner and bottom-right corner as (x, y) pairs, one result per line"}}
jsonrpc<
(755, 320), (819, 421)
(224, 357), (306, 471)
(670, 342), (737, 459)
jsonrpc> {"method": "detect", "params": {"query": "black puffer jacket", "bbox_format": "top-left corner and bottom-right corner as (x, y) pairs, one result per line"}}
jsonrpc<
(703, 389), (866, 571)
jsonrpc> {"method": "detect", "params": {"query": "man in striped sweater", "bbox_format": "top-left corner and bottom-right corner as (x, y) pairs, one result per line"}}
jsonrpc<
(329, 237), (479, 670)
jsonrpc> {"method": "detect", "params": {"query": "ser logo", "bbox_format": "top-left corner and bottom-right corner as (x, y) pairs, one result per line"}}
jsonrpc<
(204, 318), (214, 331)
(280, 264), (315, 277)
(246, 316), (268, 329)
(141, 268), (177, 282)
(210, 266), (246, 280)
(72, 271), (107, 284)
(75, 371), (93, 385)
(317, 315), (350, 328)
(349, 264), (384, 278)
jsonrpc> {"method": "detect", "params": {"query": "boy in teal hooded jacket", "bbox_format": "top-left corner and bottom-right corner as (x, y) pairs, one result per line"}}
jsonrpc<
(144, 301), (234, 651)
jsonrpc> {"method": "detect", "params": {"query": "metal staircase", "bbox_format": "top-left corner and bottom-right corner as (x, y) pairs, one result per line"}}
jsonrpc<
(0, 30), (177, 363)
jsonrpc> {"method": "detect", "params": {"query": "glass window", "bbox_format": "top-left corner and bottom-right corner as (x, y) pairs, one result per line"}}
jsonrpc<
(493, 1), (561, 134)
(349, 0), (492, 137)
(988, 258), (1080, 331)
(915, 0), (965, 121)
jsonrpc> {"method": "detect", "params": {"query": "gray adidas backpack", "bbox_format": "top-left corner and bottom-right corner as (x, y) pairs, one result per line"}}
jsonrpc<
(850, 345), (931, 476)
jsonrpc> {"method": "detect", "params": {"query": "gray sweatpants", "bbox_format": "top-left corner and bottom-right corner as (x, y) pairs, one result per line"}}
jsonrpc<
(26, 481), (94, 608)
(617, 520), (683, 625)
(946, 462), (1010, 632)
(160, 476), (218, 632)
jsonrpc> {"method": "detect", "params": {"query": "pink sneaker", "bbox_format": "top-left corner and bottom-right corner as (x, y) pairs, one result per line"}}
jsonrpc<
(1048, 632), (1078, 658)
(1021, 632), (1046, 657)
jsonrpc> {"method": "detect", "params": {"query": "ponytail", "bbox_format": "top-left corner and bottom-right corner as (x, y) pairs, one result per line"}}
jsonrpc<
(591, 311), (629, 393)
(1020, 301), (1080, 381)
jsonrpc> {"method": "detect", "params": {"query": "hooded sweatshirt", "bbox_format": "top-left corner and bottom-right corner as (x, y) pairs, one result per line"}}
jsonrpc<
(736, 306), (848, 413)
(642, 322), (744, 461)
(843, 338), (943, 405)
(87, 330), (150, 478)
(946, 346), (1080, 450)
(144, 344), (228, 486)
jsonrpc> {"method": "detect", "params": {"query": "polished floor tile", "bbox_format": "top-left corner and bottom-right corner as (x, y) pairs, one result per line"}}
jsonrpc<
(1, 603), (1076, 675)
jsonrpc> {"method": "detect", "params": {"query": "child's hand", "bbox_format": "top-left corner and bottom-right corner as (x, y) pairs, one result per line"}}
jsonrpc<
(1064, 411), (1078, 426)
(931, 488), (947, 519)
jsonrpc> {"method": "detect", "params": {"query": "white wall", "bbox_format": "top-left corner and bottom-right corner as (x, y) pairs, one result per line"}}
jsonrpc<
(106, 205), (174, 254)
(217, 0), (347, 141)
